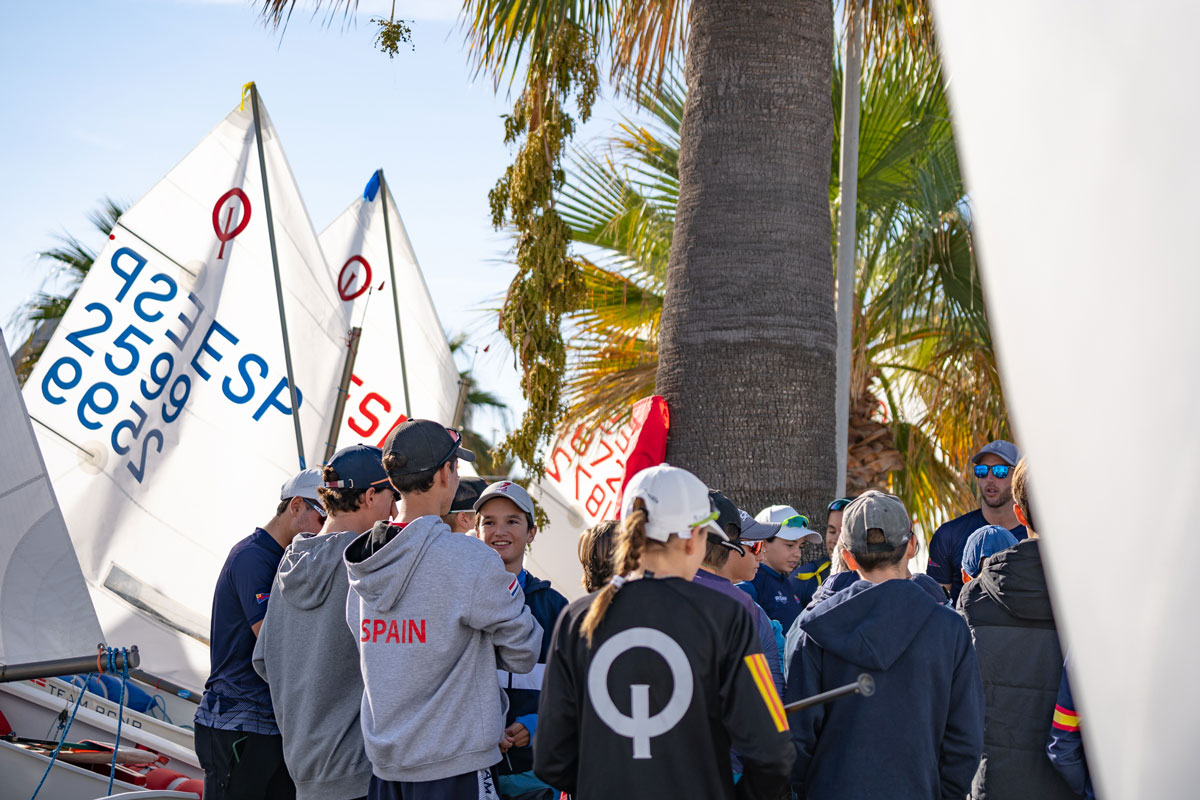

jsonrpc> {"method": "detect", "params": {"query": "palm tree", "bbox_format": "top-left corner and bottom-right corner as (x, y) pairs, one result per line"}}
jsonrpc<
(556, 38), (1006, 534)
(11, 198), (125, 383)
(448, 332), (514, 478)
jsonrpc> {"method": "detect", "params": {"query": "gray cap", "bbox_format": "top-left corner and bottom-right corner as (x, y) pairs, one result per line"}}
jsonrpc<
(280, 467), (323, 503)
(971, 440), (1020, 467)
(474, 480), (535, 518)
(842, 490), (912, 554)
(737, 509), (780, 542)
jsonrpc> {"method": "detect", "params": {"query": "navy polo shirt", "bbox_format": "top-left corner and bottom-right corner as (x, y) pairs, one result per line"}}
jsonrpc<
(926, 508), (1026, 605)
(194, 528), (284, 734)
(741, 564), (805, 633)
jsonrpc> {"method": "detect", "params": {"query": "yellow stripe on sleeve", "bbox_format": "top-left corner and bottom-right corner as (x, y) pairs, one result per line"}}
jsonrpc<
(744, 653), (789, 732)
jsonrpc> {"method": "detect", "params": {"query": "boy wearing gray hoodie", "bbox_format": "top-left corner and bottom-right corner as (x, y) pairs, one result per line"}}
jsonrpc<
(343, 420), (542, 800)
(253, 444), (398, 800)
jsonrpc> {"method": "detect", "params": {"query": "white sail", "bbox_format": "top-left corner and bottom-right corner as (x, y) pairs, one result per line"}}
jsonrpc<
(319, 171), (461, 446)
(0, 330), (103, 663)
(22, 86), (350, 688)
(931, 3), (1199, 797)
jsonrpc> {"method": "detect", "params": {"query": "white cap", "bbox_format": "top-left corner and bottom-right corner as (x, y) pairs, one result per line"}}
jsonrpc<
(621, 464), (726, 542)
(756, 504), (821, 542)
(281, 468), (323, 503)
(756, 505), (800, 524)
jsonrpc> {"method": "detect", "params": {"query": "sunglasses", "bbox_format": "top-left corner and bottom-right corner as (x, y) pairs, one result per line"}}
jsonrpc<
(828, 497), (854, 512)
(781, 514), (810, 529)
(741, 540), (765, 556)
(304, 498), (327, 519)
(974, 464), (1011, 480)
(435, 427), (464, 469)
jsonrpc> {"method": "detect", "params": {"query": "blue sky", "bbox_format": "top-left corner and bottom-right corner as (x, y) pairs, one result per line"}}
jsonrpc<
(1, 0), (638, 442)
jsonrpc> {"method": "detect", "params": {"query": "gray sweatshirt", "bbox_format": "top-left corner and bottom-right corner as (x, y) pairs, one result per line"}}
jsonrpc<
(252, 530), (372, 800)
(343, 515), (541, 783)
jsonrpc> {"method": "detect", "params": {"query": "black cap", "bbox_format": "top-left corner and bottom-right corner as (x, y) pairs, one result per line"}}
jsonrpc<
(450, 477), (489, 513)
(708, 490), (742, 538)
(382, 420), (475, 476)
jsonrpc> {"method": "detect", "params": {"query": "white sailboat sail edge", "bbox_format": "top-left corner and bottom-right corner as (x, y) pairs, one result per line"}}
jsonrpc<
(0, 330), (104, 663)
(932, 2), (1200, 798)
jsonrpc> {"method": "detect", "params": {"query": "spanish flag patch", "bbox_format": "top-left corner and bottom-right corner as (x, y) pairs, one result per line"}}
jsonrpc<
(744, 653), (789, 732)
(1052, 704), (1080, 732)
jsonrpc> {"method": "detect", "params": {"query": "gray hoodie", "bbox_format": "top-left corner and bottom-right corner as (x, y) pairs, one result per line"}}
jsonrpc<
(252, 530), (371, 800)
(343, 515), (541, 783)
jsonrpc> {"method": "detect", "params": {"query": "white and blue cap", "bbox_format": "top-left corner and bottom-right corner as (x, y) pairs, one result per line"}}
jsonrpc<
(621, 464), (726, 542)
(280, 467), (323, 503)
(971, 440), (1021, 466)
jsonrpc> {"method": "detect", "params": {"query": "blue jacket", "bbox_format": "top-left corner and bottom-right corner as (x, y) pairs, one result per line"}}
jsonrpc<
(498, 570), (568, 776)
(789, 558), (831, 608)
(741, 565), (805, 633)
(786, 579), (984, 799)
(1047, 659), (1094, 799)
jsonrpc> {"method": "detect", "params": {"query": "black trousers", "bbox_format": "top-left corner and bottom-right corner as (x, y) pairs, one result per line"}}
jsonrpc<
(367, 771), (498, 800)
(194, 722), (296, 800)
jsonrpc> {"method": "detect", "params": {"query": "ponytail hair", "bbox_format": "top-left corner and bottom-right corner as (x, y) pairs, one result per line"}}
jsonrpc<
(581, 499), (650, 645)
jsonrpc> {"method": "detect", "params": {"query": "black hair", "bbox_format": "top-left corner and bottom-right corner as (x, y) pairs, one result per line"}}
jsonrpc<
(383, 451), (441, 494)
(318, 464), (370, 514)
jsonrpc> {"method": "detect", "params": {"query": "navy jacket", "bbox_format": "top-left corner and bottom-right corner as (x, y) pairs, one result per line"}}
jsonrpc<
(786, 579), (984, 799)
(927, 508), (1026, 605)
(742, 564), (805, 633)
(788, 558), (830, 609)
(499, 570), (568, 776)
(1047, 660), (1094, 800)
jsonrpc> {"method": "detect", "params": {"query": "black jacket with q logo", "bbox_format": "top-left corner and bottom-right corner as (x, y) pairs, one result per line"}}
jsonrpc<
(534, 576), (795, 800)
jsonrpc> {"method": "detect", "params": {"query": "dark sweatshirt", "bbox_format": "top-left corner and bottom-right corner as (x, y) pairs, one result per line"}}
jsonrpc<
(786, 578), (984, 799)
(957, 538), (1077, 800)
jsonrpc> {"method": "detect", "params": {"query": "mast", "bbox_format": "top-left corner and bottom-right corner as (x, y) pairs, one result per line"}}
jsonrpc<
(833, 8), (864, 498)
(324, 326), (363, 462)
(378, 170), (413, 419)
(250, 82), (307, 469)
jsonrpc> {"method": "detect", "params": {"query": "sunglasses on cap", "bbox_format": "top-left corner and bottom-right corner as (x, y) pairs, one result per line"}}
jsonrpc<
(781, 514), (810, 529)
(974, 464), (1011, 480)
(434, 427), (464, 469)
(828, 497), (853, 512)
(304, 498), (327, 519)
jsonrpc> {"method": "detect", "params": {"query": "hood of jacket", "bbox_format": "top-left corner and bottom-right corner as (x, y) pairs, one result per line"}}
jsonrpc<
(800, 578), (939, 671)
(522, 571), (551, 596)
(975, 538), (1053, 621)
(344, 516), (446, 613)
(275, 530), (360, 611)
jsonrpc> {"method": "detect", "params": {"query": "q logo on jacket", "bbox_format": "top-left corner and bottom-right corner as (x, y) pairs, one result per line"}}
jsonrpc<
(586, 627), (693, 759)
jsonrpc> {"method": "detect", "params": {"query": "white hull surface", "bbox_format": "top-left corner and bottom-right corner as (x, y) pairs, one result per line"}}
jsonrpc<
(0, 739), (148, 800)
(0, 681), (200, 778)
(20, 676), (195, 748)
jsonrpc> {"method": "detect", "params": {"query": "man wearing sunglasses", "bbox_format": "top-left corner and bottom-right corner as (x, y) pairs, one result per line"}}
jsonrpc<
(926, 440), (1027, 604)
(195, 468), (326, 800)
(253, 445), (399, 800)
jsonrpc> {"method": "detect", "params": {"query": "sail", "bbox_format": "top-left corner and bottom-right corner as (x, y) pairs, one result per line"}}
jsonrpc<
(0, 331), (104, 663)
(931, 3), (1199, 797)
(21, 87), (350, 688)
(319, 171), (461, 449)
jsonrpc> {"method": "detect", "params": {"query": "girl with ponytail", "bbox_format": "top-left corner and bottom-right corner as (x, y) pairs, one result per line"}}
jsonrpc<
(532, 465), (795, 800)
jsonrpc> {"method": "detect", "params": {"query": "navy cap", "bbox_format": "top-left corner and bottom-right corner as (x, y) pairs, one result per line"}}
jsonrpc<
(737, 509), (780, 541)
(708, 490), (742, 537)
(971, 440), (1021, 467)
(383, 420), (475, 476)
(962, 525), (1019, 578)
(324, 444), (389, 490)
(450, 477), (489, 513)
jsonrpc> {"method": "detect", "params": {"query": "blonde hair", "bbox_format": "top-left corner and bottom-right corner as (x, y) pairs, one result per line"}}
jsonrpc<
(580, 499), (662, 645)
(577, 520), (620, 592)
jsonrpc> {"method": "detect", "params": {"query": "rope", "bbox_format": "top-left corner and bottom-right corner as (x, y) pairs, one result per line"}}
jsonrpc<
(106, 647), (130, 795)
(29, 671), (94, 800)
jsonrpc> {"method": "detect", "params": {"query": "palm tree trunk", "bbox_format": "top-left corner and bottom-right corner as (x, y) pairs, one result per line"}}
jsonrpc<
(657, 0), (836, 520)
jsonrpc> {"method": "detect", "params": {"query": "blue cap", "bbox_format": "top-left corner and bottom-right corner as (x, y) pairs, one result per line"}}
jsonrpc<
(324, 444), (390, 490)
(962, 524), (1019, 578)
